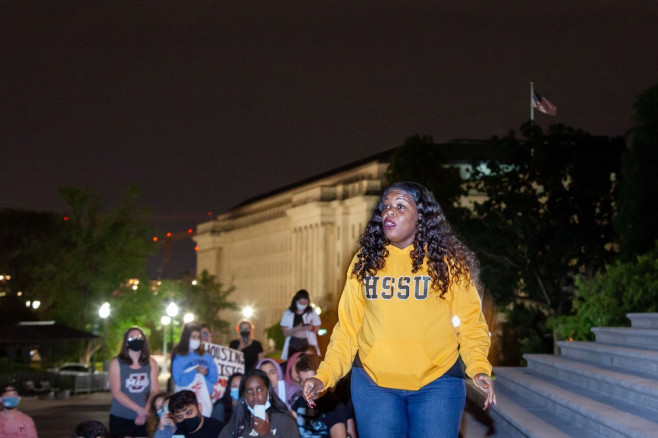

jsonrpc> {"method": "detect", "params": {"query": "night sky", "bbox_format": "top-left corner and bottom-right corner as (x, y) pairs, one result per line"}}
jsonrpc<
(2, 1), (657, 276)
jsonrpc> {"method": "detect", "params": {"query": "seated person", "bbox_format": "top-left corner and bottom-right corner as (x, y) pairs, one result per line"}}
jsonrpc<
(148, 392), (174, 438)
(210, 372), (243, 427)
(256, 358), (297, 409)
(219, 369), (299, 438)
(154, 390), (222, 438)
(292, 354), (348, 438)
(0, 385), (38, 438)
(71, 420), (109, 438)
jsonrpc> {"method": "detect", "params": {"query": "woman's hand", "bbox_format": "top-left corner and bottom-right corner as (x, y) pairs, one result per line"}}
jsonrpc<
(196, 365), (208, 375)
(474, 373), (496, 410)
(252, 414), (270, 436)
(301, 377), (324, 407)
(134, 411), (147, 426)
(158, 412), (175, 430)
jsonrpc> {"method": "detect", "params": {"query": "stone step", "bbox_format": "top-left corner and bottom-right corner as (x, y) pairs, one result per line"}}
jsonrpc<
(524, 354), (658, 412)
(465, 379), (596, 438)
(628, 313), (658, 329)
(494, 367), (658, 438)
(592, 327), (658, 351)
(557, 341), (658, 377)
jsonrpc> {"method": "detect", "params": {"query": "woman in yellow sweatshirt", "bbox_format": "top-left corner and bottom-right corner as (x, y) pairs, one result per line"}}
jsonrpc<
(302, 181), (496, 438)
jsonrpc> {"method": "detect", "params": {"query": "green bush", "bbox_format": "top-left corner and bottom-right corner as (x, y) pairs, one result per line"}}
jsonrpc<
(554, 242), (658, 340)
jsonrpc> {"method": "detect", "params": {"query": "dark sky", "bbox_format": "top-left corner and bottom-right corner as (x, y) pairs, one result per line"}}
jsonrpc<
(2, 1), (657, 276)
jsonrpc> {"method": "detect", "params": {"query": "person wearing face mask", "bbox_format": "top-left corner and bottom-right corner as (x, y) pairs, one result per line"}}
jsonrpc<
(171, 323), (218, 417)
(109, 326), (159, 438)
(210, 372), (243, 428)
(218, 369), (299, 438)
(0, 385), (37, 437)
(280, 289), (321, 361)
(228, 320), (264, 370)
(146, 392), (173, 438)
(156, 390), (222, 438)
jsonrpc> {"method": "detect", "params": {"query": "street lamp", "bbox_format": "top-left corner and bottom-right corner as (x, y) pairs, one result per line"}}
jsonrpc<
(183, 312), (195, 323)
(99, 302), (110, 371)
(166, 302), (178, 352)
(242, 306), (254, 319)
(161, 315), (171, 374)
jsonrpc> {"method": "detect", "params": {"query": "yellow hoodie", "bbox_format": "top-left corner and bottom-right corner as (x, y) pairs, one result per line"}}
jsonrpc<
(315, 245), (492, 391)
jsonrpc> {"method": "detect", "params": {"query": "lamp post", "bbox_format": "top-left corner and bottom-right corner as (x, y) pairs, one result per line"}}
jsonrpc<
(161, 315), (171, 374)
(183, 312), (195, 324)
(166, 301), (179, 352)
(99, 302), (110, 371)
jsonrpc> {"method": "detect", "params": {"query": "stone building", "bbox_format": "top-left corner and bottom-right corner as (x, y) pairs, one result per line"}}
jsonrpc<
(194, 149), (395, 349)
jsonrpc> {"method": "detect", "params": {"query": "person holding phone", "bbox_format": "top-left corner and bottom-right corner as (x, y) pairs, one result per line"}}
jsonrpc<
(218, 369), (299, 438)
(280, 289), (321, 361)
(302, 182), (496, 438)
(229, 320), (264, 370)
(154, 390), (222, 438)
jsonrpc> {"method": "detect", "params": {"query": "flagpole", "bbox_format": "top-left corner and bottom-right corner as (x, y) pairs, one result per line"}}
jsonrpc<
(530, 81), (534, 122)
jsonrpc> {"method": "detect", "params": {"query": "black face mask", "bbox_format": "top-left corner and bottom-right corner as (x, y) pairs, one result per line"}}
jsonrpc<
(177, 416), (201, 433)
(127, 339), (145, 352)
(240, 331), (251, 339)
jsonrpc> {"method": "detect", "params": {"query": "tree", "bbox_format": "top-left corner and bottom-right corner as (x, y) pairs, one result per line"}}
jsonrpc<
(616, 83), (658, 259)
(467, 123), (624, 356)
(20, 186), (155, 363)
(177, 270), (238, 335)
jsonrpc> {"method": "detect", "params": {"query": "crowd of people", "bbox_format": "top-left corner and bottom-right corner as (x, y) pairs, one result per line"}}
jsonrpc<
(1, 182), (496, 438)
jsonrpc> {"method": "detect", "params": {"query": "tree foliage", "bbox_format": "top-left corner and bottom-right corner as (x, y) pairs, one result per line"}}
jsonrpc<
(554, 243), (658, 341)
(615, 83), (658, 260)
(18, 186), (156, 362)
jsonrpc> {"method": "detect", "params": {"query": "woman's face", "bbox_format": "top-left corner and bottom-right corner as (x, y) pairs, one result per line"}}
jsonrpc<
(190, 330), (201, 341)
(296, 298), (309, 309)
(380, 189), (419, 249)
(260, 362), (279, 387)
(230, 376), (242, 390)
(243, 376), (268, 408)
(154, 396), (167, 411)
(239, 323), (251, 334)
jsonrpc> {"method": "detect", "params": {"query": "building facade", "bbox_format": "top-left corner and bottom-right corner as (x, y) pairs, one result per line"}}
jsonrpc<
(194, 152), (393, 348)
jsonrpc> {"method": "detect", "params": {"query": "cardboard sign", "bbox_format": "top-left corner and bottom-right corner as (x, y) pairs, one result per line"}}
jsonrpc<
(203, 342), (245, 402)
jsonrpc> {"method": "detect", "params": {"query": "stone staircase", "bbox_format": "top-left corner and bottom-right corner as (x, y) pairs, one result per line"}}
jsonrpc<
(466, 313), (658, 438)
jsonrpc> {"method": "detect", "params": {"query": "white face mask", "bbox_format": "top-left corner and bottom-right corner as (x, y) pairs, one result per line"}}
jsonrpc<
(296, 303), (308, 312)
(189, 339), (201, 351)
(247, 400), (271, 417)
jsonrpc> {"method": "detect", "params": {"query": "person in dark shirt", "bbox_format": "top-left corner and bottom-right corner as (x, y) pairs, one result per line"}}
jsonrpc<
(154, 390), (222, 438)
(229, 320), (264, 370)
(292, 354), (347, 438)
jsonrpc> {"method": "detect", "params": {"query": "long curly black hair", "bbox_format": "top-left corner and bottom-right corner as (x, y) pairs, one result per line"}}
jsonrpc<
(352, 181), (480, 298)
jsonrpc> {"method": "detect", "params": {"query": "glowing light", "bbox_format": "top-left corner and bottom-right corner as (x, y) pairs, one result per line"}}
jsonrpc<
(0, 275), (4, 280)
(17, 292), (22, 297)
(452, 315), (461, 328)
(188, 229), (193, 234)
(191, 280), (198, 286)
(32, 300), (41, 309)
(166, 232), (172, 237)
(99, 302), (111, 319)
(161, 315), (171, 326)
(314, 306), (322, 315)
(183, 312), (195, 323)
(242, 306), (254, 318)
(166, 301), (179, 318)
(132, 285), (138, 290)
(26, 301), (31, 307)
(194, 246), (199, 251)
(318, 329), (328, 336)
(153, 236), (158, 242)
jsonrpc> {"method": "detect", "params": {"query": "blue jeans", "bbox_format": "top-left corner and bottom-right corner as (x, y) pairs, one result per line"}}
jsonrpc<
(351, 366), (465, 438)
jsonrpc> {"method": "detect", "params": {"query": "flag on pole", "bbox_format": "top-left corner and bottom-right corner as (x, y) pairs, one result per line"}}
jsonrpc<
(532, 91), (557, 116)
